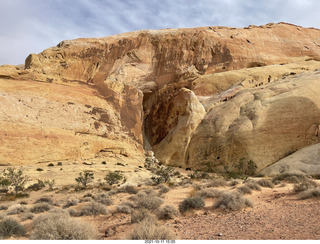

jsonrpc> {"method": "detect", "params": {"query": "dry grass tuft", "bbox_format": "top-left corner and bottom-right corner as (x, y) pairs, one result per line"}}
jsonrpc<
(0, 217), (26, 238)
(157, 205), (179, 220)
(131, 208), (155, 223)
(31, 211), (99, 240)
(179, 196), (205, 213)
(298, 188), (320, 200)
(214, 191), (253, 212)
(30, 203), (52, 213)
(236, 185), (252, 195)
(257, 179), (274, 188)
(80, 202), (107, 216)
(128, 218), (175, 240)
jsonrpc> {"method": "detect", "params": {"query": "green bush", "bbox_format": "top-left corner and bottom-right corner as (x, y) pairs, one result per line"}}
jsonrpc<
(214, 191), (253, 212)
(178, 196), (205, 213)
(31, 212), (99, 240)
(1, 167), (30, 196)
(151, 166), (174, 185)
(0, 218), (26, 238)
(75, 172), (94, 189)
(104, 171), (123, 185)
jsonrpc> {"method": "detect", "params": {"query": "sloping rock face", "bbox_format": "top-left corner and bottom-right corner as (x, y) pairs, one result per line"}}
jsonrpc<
(261, 143), (320, 176)
(1, 22), (320, 172)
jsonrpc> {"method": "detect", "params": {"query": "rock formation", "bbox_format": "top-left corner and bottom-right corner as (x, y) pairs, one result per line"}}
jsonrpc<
(1, 22), (320, 174)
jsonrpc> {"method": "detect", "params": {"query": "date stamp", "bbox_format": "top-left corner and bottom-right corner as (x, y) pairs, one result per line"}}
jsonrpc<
(145, 240), (176, 243)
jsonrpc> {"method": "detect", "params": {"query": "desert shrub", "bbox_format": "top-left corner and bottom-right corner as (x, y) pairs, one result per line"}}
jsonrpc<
(104, 171), (123, 185)
(116, 202), (134, 214)
(75, 172), (94, 189)
(36, 168), (43, 172)
(293, 179), (318, 193)
(30, 212), (99, 240)
(93, 194), (113, 206)
(235, 159), (258, 176)
(196, 188), (222, 198)
(134, 193), (163, 210)
(62, 199), (79, 209)
(131, 208), (154, 223)
(206, 178), (227, 187)
(80, 202), (107, 216)
(47, 163), (54, 167)
(68, 209), (82, 217)
(1, 167), (30, 196)
(0, 213), (6, 220)
(298, 188), (320, 199)
(244, 181), (262, 191)
(257, 179), (274, 188)
(179, 196), (205, 213)
(0, 205), (8, 210)
(20, 212), (34, 221)
(44, 179), (56, 191)
(35, 197), (54, 205)
(157, 205), (179, 220)
(236, 185), (252, 195)
(188, 171), (211, 180)
(0, 217), (26, 238)
(157, 185), (171, 195)
(128, 218), (175, 240)
(119, 185), (139, 194)
(228, 180), (240, 186)
(80, 197), (93, 203)
(272, 173), (307, 184)
(214, 191), (253, 212)
(151, 166), (175, 185)
(7, 204), (27, 215)
(30, 203), (52, 213)
(27, 180), (46, 191)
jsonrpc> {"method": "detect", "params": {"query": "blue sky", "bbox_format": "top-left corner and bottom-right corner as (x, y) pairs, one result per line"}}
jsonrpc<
(1, 0), (320, 65)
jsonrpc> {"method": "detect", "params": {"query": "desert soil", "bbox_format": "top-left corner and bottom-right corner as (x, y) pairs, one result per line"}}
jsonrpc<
(0, 161), (320, 240)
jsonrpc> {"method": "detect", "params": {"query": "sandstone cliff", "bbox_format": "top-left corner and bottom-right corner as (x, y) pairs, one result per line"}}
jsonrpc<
(1, 22), (320, 174)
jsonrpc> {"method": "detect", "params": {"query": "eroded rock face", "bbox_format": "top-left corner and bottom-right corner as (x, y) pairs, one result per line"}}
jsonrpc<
(1, 22), (320, 172)
(186, 70), (320, 172)
(0, 78), (143, 165)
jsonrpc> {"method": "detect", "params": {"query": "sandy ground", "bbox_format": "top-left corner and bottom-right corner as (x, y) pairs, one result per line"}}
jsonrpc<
(0, 162), (320, 240)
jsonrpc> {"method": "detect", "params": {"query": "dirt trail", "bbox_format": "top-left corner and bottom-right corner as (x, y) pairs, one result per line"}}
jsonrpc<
(172, 187), (320, 240)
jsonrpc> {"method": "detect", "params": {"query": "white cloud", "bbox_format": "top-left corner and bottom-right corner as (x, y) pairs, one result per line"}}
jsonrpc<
(1, 0), (320, 65)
